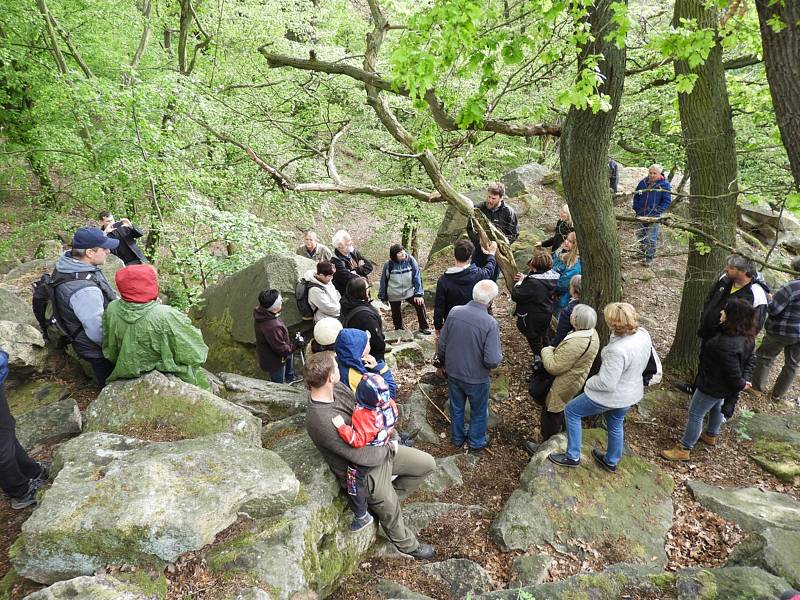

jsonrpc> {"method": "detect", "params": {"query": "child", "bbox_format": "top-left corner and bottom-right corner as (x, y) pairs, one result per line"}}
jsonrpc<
(334, 328), (397, 397)
(537, 204), (573, 252)
(331, 373), (399, 531)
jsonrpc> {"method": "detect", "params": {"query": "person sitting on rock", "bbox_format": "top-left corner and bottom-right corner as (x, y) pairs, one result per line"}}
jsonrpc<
(550, 275), (582, 347)
(296, 230), (332, 263)
(102, 265), (209, 389)
(511, 249), (560, 360)
(339, 277), (386, 362)
(536, 204), (573, 253)
(98, 211), (148, 266)
(0, 348), (51, 510)
(331, 229), (373, 295)
(253, 289), (297, 384)
(551, 231), (581, 318)
(334, 328), (396, 398)
(331, 373), (399, 531)
(661, 299), (755, 462)
(378, 243), (430, 334)
(304, 351), (436, 559)
(302, 260), (341, 322)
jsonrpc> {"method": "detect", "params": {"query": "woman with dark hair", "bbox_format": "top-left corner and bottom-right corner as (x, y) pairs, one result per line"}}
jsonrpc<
(378, 244), (430, 333)
(340, 277), (387, 361)
(662, 298), (756, 460)
(511, 250), (560, 358)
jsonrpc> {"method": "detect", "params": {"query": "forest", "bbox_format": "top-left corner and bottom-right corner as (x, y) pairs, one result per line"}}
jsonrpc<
(1, 0), (800, 598)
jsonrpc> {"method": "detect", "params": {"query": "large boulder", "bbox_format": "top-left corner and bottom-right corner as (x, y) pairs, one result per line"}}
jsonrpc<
(84, 371), (261, 446)
(727, 527), (800, 588)
(688, 480), (800, 532)
(0, 288), (38, 327)
(11, 432), (299, 584)
(501, 163), (554, 198)
(738, 200), (800, 253)
(207, 432), (373, 600)
(21, 575), (156, 600)
(192, 253), (315, 377)
(0, 320), (46, 372)
(490, 432), (674, 566)
(427, 190), (481, 262)
(15, 397), (82, 451)
(217, 373), (307, 422)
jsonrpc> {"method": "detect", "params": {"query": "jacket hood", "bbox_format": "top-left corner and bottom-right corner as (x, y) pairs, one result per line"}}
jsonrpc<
(253, 306), (278, 323)
(527, 268), (560, 281)
(304, 269), (319, 282)
(444, 265), (482, 279)
(335, 328), (369, 374)
(56, 252), (100, 275)
(116, 265), (158, 303)
(114, 299), (158, 324)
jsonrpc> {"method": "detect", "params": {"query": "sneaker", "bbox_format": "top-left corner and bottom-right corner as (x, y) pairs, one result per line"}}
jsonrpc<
(591, 448), (617, 473)
(349, 512), (374, 532)
(525, 441), (540, 456)
(548, 453), (580, 468)
(10, 479), (45, 510)
(406, 542), (436, 560)
(398, 432), (416, 447)
(699, 432), (717, 446)
(661, 445), (691, 461)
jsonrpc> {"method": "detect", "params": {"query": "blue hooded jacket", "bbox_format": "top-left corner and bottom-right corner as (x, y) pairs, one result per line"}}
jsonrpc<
(0, 349), (8, 385)
(632, 175), (672, 217)
(334, 328), (397, 397)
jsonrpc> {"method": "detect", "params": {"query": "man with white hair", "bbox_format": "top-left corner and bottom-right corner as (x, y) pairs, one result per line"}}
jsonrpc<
(330, 229), (373, 295)
(296, 231), (332, 262)
(632, 164), (672, 265)
(437, 280), (503, 453)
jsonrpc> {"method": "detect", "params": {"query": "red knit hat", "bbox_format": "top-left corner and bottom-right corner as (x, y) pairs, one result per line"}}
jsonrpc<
(115, 265), (159, 303)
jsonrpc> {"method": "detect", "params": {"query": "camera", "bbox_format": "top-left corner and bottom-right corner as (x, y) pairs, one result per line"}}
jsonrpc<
(294, 332), (307, 349)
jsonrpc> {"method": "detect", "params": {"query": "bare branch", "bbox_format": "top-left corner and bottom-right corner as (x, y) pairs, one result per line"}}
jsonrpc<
(326, 122), (350, 185)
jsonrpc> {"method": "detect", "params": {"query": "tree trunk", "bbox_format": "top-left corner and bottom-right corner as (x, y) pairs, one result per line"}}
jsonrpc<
(665, 0), (739, 371)
(756, 0), (800, 190)
(559, 0), (627, 340)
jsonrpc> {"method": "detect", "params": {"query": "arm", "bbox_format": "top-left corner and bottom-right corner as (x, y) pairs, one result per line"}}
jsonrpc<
(320, 245), (333, 261)
(309, 286), (340, 317)
(377, 364), (397, 398)
(658, 182), (672, 213)
(478, 254), (497, 280)
(101, 309), (119, 362)
(482, 324), (503, 369)
(70, 287), (106, 345)
(336, 409), (380, 448)
(365, 313), (386, 358)
(506, 209), (519, 244)
(768, 283), (793, 316)
(540, 339), (581, 376)
(267, 323), (294, 358)
(169, 311), (209, 366)
(127, 225), (143, 239)
(355, 251), (373, 276)
(412, 258), (424, 296)
(713, 339), (748, 391)
(754, 304), (768, 333)
(433, 279), (446, 331)
(378, 262), (390, 301)
(632, 181), (643, 213)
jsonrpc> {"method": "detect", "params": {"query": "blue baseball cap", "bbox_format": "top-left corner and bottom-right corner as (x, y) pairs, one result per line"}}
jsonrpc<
(72, 227), (119, 250)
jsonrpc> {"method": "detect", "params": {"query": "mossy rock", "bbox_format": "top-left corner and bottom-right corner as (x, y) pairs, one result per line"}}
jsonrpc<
(218, 373), (308, 423)
(20, 574), (157, 599)
(735, 413), (800, 481)
(727, 527), (800, 588)
(6, 381), (70, 416)
(0, 287), (38, 327)
(84, 371), (261, 446)
(15, 397), (82, 451)
(676, 566), (790, 600)
(491, 432), (674, 566)
(688, 480), (800, 532)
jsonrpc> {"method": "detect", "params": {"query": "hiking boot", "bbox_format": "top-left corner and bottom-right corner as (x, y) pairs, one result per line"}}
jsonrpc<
(548, 453), (580, 468)
(418, 328), (432, 335)
(591, 448), (617, 473)
(525, 441), (540, 456)
(35, 460), (52, 482)
(10, 478), (45, 510)
(699, 432), (717, 446)
(349, 512), (374, 533)
(398, 432), (416, 448)
(406, 543), (436, 560)
(661, 445), (690, 461)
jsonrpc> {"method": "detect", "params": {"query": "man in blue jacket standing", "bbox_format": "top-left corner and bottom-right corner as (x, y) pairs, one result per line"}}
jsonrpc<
(632, 164), (672, 265)
(438, 280), (503, 453)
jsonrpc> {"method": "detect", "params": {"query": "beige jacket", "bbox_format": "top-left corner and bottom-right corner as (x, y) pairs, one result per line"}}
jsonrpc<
(540, 328), (600, 412)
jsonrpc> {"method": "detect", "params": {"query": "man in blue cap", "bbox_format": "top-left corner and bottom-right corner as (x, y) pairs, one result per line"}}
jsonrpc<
(50, 227), (120, 386)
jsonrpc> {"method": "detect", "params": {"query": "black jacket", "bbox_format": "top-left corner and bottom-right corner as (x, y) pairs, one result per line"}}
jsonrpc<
(331, 248), (373, 295)
(511, 269), (559, 317)
(253, 307), (292, 373)
(433, 256), (496, 331)
(339, 295), (386, 361)
(541, 220), (573, 251)
(698, 275), (769, 340)
(468, 201), (519, 244)
(108, 225), (147, 265)
(695, 332), (755, 398)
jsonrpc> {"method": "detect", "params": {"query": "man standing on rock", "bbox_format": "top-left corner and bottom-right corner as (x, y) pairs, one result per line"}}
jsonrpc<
(52, 227), (120, 386)
(296, 231), (333, 263)
(632, 164), (672, 265)
(467, 182), (518, 281)
(304, 351), (436, 559)
(437, 280), (503, 453)
(0, 348), (50, 509)
(98, 211), (148, 266)
(331, 230), (373, 295)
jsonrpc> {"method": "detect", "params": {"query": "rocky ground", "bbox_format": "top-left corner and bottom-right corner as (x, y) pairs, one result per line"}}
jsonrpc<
(0, 165), (798, 599)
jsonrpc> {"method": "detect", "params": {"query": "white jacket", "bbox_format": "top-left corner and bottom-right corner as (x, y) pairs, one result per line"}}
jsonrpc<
(303, 270), (341, 322)
(584, 328), (652, 409)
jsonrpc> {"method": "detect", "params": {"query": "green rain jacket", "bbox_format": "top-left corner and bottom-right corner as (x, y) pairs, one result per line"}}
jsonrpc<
(102, 299), (210, 389)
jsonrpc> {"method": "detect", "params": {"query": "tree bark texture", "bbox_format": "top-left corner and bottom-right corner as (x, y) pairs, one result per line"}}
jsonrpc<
(665, 0), (739, 371)
(559, 0), (626, 340)
(756, 0), (800, 190)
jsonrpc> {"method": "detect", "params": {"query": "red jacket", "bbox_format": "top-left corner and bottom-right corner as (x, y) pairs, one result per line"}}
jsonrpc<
(336, 398), (399, 448)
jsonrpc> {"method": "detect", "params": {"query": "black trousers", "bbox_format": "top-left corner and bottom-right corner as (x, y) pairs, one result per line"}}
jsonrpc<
(517, 313), (551, 358)
(389, 299), (429, 331)
(86, 356), (115, 387)
(0, 385), (40, 498)
(540, 407), (565, 441)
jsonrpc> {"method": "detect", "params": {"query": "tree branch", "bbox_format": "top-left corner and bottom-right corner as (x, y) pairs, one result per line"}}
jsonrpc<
(49, 12), (93, 78)
(326, 122), (350, 185)
(130, 0), (152, 69)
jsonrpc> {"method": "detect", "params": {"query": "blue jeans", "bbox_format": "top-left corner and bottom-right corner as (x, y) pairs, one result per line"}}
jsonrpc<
(564, 392), (630, 466)
(269, 353), (295, 383)
(448, 376), (490, 449)
(636, 222), (660, 261)
(681, 388), (724, 449)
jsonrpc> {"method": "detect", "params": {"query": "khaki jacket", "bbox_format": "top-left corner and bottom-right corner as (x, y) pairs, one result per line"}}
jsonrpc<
(540, 328), (599, 412)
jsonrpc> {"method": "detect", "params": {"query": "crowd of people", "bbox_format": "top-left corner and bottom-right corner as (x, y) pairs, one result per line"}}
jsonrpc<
(2, 173), (800, 580)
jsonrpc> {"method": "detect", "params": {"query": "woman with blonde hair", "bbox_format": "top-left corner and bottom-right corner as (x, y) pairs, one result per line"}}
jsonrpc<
(549, 302), (652, 472)
(551, 231), (581, 316)
(537, 204), (574, 252)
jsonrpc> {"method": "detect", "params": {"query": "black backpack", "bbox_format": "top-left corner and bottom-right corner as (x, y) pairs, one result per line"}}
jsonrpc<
(295, 279), (324, 320)
(32, 273), (70, 342)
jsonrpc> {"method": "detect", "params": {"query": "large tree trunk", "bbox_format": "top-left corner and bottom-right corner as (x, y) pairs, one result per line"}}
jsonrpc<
(559, 0), (626, 339)
(665, 0), (739, 371)
(756, 0), (800, 190)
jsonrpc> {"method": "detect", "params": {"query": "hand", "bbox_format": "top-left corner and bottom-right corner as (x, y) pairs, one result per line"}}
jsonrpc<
(358, 259), (365, 267)
(332, 415), (345, 428)
(120, 218), (132, 227)
(389, 440), (399, 454)
(534, 241), (542, 247)
(743, 382), (752, 392)
(514, 272), (524, 282)
(413, 296), (424, 306)
(363, 354), (377, 369)
(103, 223), (116, 234)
